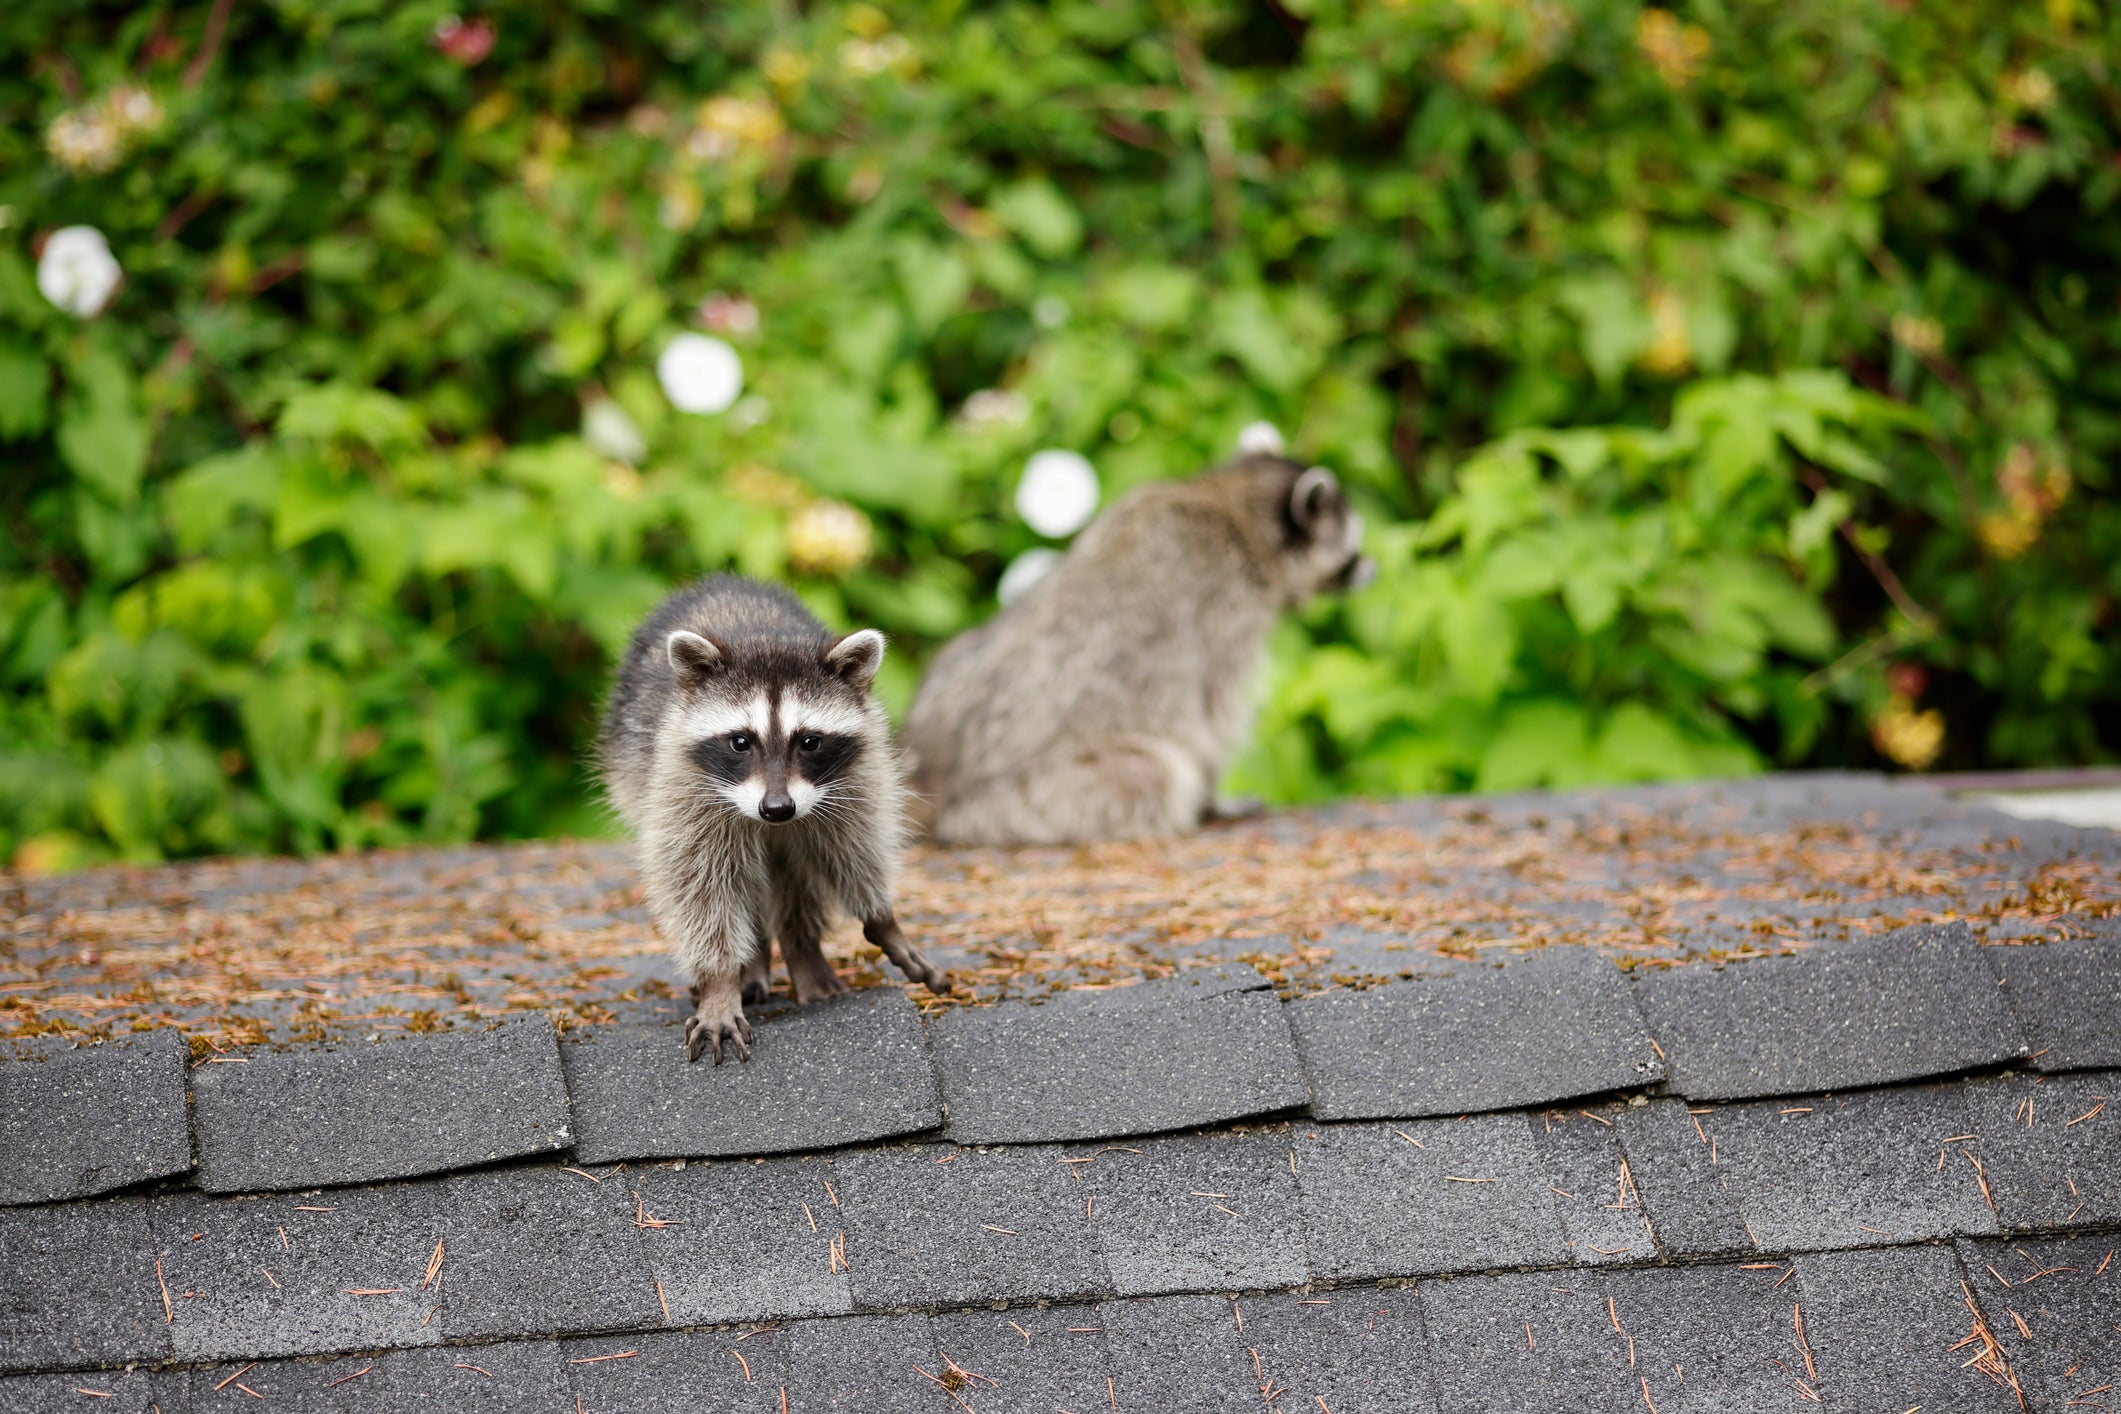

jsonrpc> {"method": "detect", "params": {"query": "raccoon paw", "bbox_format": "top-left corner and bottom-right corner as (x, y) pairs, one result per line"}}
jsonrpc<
(786, 951), (851, 1005)
(739, 950), (773, 1006)
(684, 996), (754, 1065)
(1203, 793), (1265, 824)
(863, 913), (951, 996)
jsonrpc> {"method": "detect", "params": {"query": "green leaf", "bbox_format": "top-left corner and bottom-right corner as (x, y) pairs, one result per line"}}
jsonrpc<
(991, 178), (1083, 259)
(1097, 265), (1199, 332)
(56, 346), (150, 506)
(1475, 699), (1592, 791)
(1555, 275), (1652, 386)
(0, 340), (50, 440)
(88, 736), (226, 862)
(278, 383), (426, 449)
(894, 238), (971, 335)
(1438, 592), (1517, 703)
(165, 446), (281, 552)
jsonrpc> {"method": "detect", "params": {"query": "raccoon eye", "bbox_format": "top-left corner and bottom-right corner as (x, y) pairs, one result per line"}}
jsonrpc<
(798, 734), (822, 753)
(729, 733), (752, 753)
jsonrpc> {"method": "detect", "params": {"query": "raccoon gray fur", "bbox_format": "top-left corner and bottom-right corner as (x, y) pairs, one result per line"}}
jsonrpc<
(903, 454), (1372, 847)
(598, 575), (944, 1063)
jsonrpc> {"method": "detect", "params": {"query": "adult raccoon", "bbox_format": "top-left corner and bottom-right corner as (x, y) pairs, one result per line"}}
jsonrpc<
(904, 454), (1372, 847)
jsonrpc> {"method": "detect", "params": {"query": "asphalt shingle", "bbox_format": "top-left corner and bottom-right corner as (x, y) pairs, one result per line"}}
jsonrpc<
(1419, 1272), (1632, 1414)
(835, 1144), (1107, 1309)
(152, 1183), (445, 1363)
(1611, 1099), (1756, 1259)
(1632, 922), (2028, 1100)
(1699, 1084), (1999, 1250)
(189, 1353), (387, 1412)
(1293, 1115), (1567, 1282)
(560, 989), (942, 1165)
(1960, 1235), (2121, 1414)
(778, 1311), (942, 1409)
(188, 1017), (571, 1194)
(0, 1367), (182, 1414)
(1601, 1263), (1818, 1412)
(928, 964), (1308, 1145)
(1287, 949), (1662, 1121)
(629, 1155), (851, 1325)
(0, 1032), (192, 1207)
(561, 1329), (789, 1414)
(1531, 1107), (1656, 1266)
(929, 1307), (1113, 1414)
(1079, 1129), (1307, 1296)
(438, 1165), (657, 1342)
(383, 1340), (570, 1412)
(1102, 1290), (1438, 1414)
(0, 1197), (167, 1375)
(1963, 1071), (2119, 1230)
(1230, 1289), (1438, 1414)
(1792, 1244), (2020, 1414)
(1991, 937), (2121, 1073)
(1098, 1292), (1293, 1414)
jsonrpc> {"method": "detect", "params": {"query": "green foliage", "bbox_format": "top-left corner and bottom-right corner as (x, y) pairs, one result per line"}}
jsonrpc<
(2, 0), (2117, 868)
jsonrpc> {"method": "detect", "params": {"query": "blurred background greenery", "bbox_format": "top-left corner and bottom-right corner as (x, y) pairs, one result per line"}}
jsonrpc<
(2, 0), (2117, 870)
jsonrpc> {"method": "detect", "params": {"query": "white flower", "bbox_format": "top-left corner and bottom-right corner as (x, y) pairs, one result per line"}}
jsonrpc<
(1015, 449), (1100, 538)
(46, 111), (123, 173)
(657, 333), (744, 414)
(1236, 421), (1285, 456)
(959, 388), (1030, 428)
(37, 226), (122, 318)
(108, 86), (163, 133)
(998, 547), (1063, 606)
(582, 398), (647, 465)
(1032, 295), (1070, 329)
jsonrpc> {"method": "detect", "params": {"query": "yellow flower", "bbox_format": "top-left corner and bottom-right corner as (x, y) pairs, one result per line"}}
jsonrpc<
(2003, 68), (2058, 111)
(843, 4), (891, 38)
(689, 94), (784, 162)
(1639, 289), (1691, 376)
(725, 462), (810, 510)
(1443, 0), (1572, 99)
(840, 34), (918, 79)
(762, 48), (812, 91)
(1980, 442), (2071, 558)
(786, 500), (873, 578)
(46, 110), (123, 173)
(1637, 9), (1711, 89)
(1889, 313), (1944, 358)
(1872, 697), (1945, 771)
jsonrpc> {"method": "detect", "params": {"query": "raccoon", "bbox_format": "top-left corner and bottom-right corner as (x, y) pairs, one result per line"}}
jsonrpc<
(598, 576), (944, 1063)
(903, 454), (1372, 847)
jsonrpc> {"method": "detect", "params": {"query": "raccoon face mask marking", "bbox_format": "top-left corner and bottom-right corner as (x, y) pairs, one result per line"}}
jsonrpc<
(681, 681), (870, 825)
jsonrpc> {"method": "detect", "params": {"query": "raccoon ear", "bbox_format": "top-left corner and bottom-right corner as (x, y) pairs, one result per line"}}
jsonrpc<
(665, 630), (725, 689)
(1289, 466), (1341, 535)
(823, 629), (886, 689)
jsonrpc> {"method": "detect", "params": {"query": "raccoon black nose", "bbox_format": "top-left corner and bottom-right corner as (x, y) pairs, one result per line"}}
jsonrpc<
(759, 794), (796, 823)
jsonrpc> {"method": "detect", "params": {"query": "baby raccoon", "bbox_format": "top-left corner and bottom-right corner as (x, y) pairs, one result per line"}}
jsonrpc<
(599, 576), (944, 1063)
(903, 453), (1372, 847)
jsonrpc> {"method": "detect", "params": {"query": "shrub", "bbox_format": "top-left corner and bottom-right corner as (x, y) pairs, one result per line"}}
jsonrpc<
(1, 0), (2115, 866)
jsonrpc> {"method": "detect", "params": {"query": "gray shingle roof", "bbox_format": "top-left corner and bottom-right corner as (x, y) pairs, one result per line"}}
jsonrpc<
(1, 776), (2117, 1409)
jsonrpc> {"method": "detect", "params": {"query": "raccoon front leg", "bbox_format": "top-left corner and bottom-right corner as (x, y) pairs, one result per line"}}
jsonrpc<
(860, 910), (944, 993)
(647, 823), (767, 1064)
(771, 877), (849, 1005)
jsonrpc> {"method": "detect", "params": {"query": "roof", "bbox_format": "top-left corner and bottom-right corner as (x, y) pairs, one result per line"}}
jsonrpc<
(1, 772), (2117, 1411)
